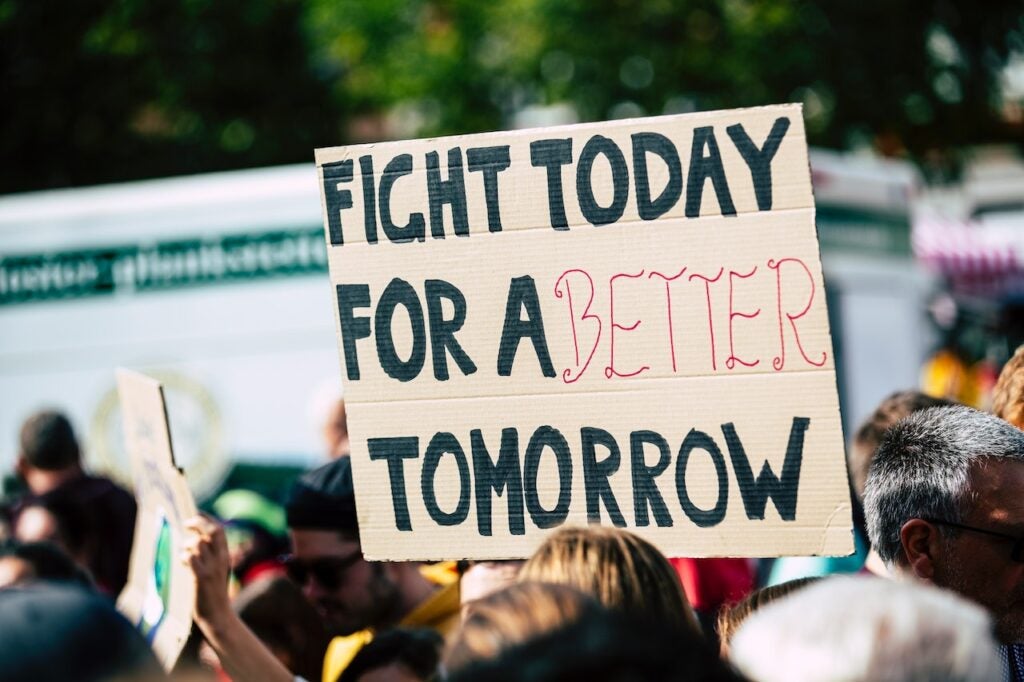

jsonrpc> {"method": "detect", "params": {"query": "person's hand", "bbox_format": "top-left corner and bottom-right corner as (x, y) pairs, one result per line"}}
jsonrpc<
(183, 515), (232, 628)
(181, 516), (296, 682)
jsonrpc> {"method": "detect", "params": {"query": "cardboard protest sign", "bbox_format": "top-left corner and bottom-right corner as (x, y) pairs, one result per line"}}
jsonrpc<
(115, 369), (197, 672)
(316, 104), (853, 560)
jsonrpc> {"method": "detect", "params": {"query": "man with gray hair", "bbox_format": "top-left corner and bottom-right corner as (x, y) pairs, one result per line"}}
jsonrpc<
(864, 404), (1024, 679)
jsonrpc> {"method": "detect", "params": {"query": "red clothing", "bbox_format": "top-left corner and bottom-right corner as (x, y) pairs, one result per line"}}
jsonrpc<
(239, 558), (286, 586)
(670, 558), (755, 612)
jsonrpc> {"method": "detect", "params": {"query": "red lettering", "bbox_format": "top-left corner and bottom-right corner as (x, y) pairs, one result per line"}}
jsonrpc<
(648, 268), (687, 372)
(688, 268), (724, 371)
(768, 257), (827, 371)
(554, 269), (602, 383)
(726, 267), (761, 370)
(605, 270), (649, 379)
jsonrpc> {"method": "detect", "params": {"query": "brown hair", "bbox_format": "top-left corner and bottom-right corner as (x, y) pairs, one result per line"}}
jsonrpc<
(993, 345), (1024, 429)
(444, 581), (599, 672)
(234, 577), (331, 682)
(849, 391), (955, 498)
(716, 577), (819, 652)
(518, 526), (699, 634)
(19, 410), (80, 470)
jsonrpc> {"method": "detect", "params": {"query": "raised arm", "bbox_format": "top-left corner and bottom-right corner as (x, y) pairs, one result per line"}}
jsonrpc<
(183, 515), (302, 682)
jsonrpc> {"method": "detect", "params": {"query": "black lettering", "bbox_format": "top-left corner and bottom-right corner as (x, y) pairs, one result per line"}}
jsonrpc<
(322, 160), (353, 246)
(379, 154), (426, 243)
(467, 146), (511, 233)
(581, 427), (626, 526)
(335, 284), (372, 380)
(630, 430), (673, 527)
(675, 428), (729, 527)
(425, 279), (476, 381)
(524, 425), (572, 528)
(685, 127), (736, 218)
(368, 436), (419, 531)
(375, 278), (427, 382)
(422, 432), (471, 526)
(577, 135), (629, 226)
(359, 155), (379, 243)
(426, 147), (469, 238)
(721, 417), (807, 521)
(497, 276), (555, 378)
(726, 117), (791, 211)
(530, 139), (573, 230)
(471, 428), (525, 536)
(632, 133), (682, 220)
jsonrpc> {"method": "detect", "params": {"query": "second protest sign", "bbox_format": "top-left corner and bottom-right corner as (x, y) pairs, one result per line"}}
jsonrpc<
(316, 103), (852, 560)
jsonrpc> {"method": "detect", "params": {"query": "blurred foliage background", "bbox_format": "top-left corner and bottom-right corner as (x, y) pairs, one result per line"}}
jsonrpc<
(1, 0), (1022, 193)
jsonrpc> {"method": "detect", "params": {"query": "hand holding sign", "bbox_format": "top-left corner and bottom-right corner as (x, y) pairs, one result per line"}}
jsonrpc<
(115, 369), (198, 672)
(182, 516), (232, 626)
(182, 514), (296, 682)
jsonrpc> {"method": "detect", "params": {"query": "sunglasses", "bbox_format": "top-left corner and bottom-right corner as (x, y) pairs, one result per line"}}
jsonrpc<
(282, 551), (363, 591)
(923, 517), (1024, 562)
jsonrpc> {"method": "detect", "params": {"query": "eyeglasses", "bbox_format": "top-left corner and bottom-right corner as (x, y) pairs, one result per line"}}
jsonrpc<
(282, 551), (363, 590)
(922, 517), (1024, 562)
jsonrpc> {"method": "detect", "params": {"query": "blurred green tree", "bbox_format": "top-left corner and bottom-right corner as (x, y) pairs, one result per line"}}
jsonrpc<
(1, 0), (1021, 193)
(0, 0), (343, 192)
(307, 0), (1023, 158)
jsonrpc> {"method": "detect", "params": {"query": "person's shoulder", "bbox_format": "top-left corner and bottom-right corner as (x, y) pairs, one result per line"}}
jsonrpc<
(47, 475), (136, 510)
(323, 630), (374, 682)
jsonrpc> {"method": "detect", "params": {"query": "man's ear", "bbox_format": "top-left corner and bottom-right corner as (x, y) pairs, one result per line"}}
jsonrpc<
(14, 455), (28, 477)
(900, 518), (941, 581)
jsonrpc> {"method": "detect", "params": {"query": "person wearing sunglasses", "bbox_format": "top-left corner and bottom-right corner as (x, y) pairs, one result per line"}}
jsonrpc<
(283, 455), (460, 682)
(864, 404), (1024, 681)
(186, 456), (460, 682)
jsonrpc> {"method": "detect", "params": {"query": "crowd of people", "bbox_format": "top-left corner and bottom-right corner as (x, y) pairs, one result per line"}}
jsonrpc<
(3, 344), (1024, 681)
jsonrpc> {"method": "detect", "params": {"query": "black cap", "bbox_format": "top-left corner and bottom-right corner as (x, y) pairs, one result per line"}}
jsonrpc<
(0, 583), (161, 682)
(285, 456), (359, 533)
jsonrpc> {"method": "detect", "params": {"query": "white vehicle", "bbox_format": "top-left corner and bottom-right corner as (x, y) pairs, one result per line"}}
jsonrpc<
(0, 165), (338, 499)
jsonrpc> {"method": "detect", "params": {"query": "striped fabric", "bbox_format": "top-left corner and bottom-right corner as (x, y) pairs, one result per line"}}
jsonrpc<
(913, 216), (1024, 298)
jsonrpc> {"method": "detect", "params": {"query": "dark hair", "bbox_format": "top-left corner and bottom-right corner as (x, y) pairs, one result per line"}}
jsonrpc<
(19, 411), (80, 471)
(864, 405), (1024, 564)
(448, 609), (747, 682)
(234, 573), (327, 679)
(234, 577), (330, 682)
(0, 540), (93, 587)
(0, 583), (162, 681)
(16, 496), (92, 564)
(285, 457), (359, 536)
(849, 391), (955, 498)
(337, 628), (443, 682)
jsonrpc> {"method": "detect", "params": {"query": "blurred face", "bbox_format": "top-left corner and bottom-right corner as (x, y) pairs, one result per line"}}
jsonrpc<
(14, 505), (61, 546)
(0, 557), (34, 588)
(932, 459), (1024, 643)
(289, 528), (401, 636)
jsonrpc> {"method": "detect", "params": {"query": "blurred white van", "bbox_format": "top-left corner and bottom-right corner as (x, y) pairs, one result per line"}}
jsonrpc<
(0, 165), (339, 499)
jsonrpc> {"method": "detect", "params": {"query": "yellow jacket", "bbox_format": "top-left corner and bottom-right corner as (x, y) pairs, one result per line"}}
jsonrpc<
(321, 565), (460, 682)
